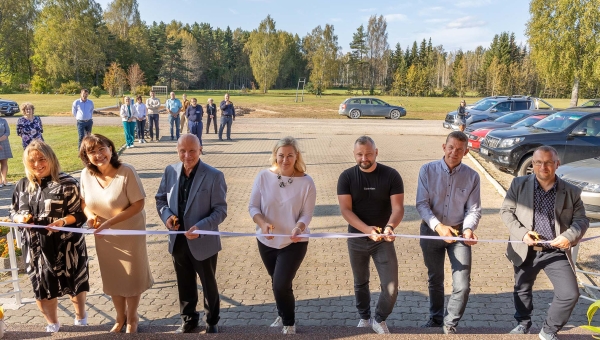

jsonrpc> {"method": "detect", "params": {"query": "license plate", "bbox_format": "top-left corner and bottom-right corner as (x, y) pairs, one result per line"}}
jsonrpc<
(468, 142), (472, 147)
(480, 147), (488, 156)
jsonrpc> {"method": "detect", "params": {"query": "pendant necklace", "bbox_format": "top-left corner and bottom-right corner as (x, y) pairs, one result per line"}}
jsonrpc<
(277, 169), (295, 188)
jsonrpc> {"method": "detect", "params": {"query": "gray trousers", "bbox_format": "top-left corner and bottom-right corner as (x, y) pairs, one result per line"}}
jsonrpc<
(513, 248), (579, 334)
(420, 221), (472, 327)
(347, 237), (398, 323)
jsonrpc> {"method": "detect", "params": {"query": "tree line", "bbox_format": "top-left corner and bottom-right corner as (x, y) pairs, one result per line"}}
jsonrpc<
(0, 0), (598, 103)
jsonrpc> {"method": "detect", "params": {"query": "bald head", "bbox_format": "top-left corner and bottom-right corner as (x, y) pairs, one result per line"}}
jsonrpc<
(178, 134), (200, 148)
(178, 134), (202, 172)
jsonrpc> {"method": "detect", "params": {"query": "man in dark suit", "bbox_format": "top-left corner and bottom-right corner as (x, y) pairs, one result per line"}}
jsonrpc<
(501, 145), (589, 340)
(155, 134), (227, 334)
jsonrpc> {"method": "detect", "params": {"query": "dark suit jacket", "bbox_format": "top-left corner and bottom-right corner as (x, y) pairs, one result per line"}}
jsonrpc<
(155, 161), (227, 261)
(500, 174), (589, 267)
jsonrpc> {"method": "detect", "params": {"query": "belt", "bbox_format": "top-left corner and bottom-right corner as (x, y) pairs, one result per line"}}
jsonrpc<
(78, 119), (92, 123)
(532, 245), (559, 252)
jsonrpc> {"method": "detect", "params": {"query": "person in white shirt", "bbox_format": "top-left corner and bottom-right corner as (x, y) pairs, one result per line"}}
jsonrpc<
(248, 136), (316, 335)
(145, 91), (161, 142)
(119, 96), (137, 148)
(134, 96), (147, 144)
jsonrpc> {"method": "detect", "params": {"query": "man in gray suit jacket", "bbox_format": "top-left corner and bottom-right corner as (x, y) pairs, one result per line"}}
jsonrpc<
(501, 146), (588, 340)
(156, 134), (227, 334)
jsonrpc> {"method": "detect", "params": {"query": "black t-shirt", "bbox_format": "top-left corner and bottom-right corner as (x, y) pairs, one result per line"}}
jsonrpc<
(337, 163), (404, 233)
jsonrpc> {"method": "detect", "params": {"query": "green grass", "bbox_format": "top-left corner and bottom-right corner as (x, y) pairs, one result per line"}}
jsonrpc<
(1, 91), (579, 120)
(5, 124), (125, 182)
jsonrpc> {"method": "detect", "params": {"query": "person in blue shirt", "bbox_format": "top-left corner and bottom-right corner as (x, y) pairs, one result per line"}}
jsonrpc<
(166, 92), (182, 140)
(218, 93), (235, 141)
(72, 89), (94, 149)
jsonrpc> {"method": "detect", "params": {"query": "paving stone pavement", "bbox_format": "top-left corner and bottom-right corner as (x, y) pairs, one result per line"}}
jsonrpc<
(0, 117), (595, 337)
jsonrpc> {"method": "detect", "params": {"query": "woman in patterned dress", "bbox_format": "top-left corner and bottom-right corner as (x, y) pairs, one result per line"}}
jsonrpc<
(10, 140), (89, 333)
(16, 102), (44, 149)
(0, 116), (13, 187)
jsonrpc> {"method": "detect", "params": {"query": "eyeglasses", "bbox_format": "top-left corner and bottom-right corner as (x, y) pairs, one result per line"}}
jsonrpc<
(532, 160), (556, 167)
(87, 147), (108, 156)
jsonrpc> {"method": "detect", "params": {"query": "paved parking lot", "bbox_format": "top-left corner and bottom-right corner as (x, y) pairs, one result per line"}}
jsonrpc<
(0, 117), (596, 338)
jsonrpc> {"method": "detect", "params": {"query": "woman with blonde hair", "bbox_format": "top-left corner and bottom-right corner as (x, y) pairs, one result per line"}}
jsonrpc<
(248, 136), (316, 335)
(16, 102), (44, 149)
(120, 96), (137, 148)
(0, 115), (13, 187)
(10, 140), (89, 333)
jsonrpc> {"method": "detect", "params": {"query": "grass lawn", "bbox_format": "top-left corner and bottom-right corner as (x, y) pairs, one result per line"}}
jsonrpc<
(1, 91), (577, 120)
(4, 124), (125, 182)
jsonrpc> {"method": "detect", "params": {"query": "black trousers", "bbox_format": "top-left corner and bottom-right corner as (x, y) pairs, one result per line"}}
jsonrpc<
(513, 248), (579, 334)
(172, 235), (220, 326)
(206, 115), (217, 133)
(257, 240), (308, 326)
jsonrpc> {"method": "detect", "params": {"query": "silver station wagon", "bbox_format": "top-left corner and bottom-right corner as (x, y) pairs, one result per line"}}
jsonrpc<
(339, 97), (407, 119)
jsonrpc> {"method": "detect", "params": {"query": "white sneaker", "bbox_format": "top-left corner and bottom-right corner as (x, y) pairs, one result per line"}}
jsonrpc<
(357, 318), (371, 327)
(126, 145), (131, 149)
(46, 322), (60, 333)
(74, 312), (88, 326)
(130, 144), (135, 148)
(270, 316), (283, 327)
(282, 325), (296, 334)
(372, 320), (390, 334)
(138, 139), (142, 143)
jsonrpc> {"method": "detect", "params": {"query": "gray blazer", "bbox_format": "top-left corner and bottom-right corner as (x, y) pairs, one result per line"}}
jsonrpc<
(155, 161), (227, 261)
(500, 174), (589, 267)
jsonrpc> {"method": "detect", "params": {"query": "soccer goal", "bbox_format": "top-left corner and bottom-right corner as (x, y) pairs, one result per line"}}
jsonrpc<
(151, 86), (168, 99)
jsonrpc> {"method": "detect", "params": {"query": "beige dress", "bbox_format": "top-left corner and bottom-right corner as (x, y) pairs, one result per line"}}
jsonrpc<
(80, 164), (153, 296)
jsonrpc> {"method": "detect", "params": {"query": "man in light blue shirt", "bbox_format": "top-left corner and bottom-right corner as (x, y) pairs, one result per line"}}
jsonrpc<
(416, 131), (481, 335)
(72, 88), (94, 149)
(166, 92), (182, 140)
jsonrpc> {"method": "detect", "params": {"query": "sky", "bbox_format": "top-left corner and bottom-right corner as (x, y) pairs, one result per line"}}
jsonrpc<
(96, 0), (531, 52)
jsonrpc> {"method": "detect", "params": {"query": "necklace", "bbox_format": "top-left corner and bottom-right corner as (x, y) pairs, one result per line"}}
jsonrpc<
(277, 170), (295, 188)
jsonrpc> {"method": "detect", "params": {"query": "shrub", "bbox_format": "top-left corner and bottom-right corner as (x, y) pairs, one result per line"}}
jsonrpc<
(90, 86), (102, 98)
(0, 238), (22, 258)
(30, 75), (53, 94)
(441, 86), (458, 97)
(133, 85), (151, 96)
(58, 80), (82, 95)
(0, 84), (15, 94)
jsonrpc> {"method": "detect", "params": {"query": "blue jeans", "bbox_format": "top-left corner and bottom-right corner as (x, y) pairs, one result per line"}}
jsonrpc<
(148, 114), (159, 140)
(168, 115), (180, 139)
(189, 121), (203, 146)
(122, 121), (136, 146)
(218, 115), (233, 140)
(136, 119), (146, 139)
(77, 119), (93, 149)
(419, 221), (471, 327)
(347, 237), (398, 323)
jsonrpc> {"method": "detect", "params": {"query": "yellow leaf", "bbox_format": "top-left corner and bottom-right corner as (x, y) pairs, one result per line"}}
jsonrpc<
(580, 325), (600, 339)
(588, 301), (600, 325)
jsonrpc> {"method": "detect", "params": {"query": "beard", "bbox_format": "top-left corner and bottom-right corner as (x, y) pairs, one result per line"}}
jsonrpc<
(358, 160), (374, 170)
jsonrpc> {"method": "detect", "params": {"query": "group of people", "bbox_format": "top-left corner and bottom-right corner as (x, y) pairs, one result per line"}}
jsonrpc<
(7, 124), (590, 339)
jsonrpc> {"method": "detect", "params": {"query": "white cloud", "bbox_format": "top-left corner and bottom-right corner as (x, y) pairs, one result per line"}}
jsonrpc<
(384, 13), (408, 22)
(446, 16), (486, 29)
(454, 0), (492, 8)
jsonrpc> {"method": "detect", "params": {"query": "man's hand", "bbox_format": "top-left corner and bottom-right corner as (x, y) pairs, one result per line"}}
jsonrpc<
(550, 235), (571, 249)
(462, 229), (478, 246)
(166, 215), (179, 231)
(523, 231), (539, 246)
(185, 226), (199, 239)
(435, 223), (457, 243)
(382, 226), (396, 242)
(369, 226), (382, 242)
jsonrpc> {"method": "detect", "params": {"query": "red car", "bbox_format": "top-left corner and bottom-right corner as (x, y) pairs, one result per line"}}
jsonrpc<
(467, 114), (549, 151)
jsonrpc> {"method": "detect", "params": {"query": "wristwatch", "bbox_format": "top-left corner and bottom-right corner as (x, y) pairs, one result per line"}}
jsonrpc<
(385, 224), (394, 231)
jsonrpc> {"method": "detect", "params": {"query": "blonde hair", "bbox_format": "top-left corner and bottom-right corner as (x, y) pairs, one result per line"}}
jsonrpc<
(269, 136), (306, 173)
(20, 102), (34, 113)
(23, 140), (61, 192)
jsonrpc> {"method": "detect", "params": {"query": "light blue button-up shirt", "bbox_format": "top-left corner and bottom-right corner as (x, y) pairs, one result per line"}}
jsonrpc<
(72, 98), (94, 120)
(416, 158), (482, 231)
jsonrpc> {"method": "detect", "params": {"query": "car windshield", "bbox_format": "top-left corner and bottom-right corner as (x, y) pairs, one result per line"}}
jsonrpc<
(495, 112), (527, 124)
(471, 99), (499, 111)
(512, 116), (542, 128)
(533, 112), (585, 132)
(580, 100), (600, 107)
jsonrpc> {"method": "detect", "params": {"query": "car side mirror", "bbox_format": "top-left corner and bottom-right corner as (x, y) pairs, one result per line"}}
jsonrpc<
(571, 129), (587, 137)
(490, 109), (497, 113)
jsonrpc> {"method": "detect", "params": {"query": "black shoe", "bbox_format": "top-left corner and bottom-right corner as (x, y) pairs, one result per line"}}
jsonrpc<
(227, 138), (232, 141)
(219, 138), (223, 141)
(175, 322), (198, 333)
(206, 324), (218, 334)
(421, 319), (443, 328)
(171, 136), (174, 141)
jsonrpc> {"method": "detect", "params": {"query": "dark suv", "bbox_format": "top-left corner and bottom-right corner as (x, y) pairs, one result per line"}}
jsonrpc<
(443, 96), (554, 130)
(0, 98), (19, 116)
(479, 108), (600, 176)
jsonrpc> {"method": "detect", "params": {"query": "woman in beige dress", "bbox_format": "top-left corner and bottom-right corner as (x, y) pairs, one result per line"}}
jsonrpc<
(78, 134), (153, 333)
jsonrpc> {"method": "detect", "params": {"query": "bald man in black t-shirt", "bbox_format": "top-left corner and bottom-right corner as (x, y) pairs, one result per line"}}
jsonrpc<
(337, 135), (405, 335)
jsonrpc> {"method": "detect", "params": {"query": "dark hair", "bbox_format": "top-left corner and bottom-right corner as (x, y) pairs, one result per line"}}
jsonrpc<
(354, 135), (376, 148)
(79, 134), (122, 176)
(446, 131), (468, 144)
(81, 88), (89, 94)
(136, 95), (143, 102)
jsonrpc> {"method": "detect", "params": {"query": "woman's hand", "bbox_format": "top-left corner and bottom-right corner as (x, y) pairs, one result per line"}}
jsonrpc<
(45, 218), (65, 234)
(290, 227), (303, 243)
(93, 219), (112, 236)
(261, 223), (274, 240)
(13, 213), (32, 224)
(86, 215), (101, 229)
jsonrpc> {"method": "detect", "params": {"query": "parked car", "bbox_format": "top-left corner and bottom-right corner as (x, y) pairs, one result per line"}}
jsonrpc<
(0, 98), (19, 116)
(339, 97), (406, 119)
(479, 108), (600, 176)
(556, 156), (600, 219)
(443, 96), (554, 130)
(578, 99), (600, 107)
(467, 113), (551, 152)
(465, 110), (554, 133)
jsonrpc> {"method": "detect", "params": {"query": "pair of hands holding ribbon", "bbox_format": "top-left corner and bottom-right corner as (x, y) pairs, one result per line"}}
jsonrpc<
(260, 222), (303, 243)
(166, 215), (199, 240)
(435, 223), (478, 246)
(523, 231), (571, 249)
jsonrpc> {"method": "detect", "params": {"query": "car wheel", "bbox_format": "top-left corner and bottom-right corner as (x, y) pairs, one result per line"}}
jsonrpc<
(390, 110), (401, 120)
(517, 155), (534, 176)
(349, 109), (361, 119)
